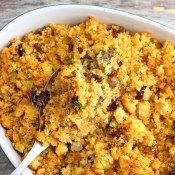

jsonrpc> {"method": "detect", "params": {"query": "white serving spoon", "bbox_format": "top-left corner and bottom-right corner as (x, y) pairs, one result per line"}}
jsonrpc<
(11, 67), (60, 175)
(11, 142), (47, 175)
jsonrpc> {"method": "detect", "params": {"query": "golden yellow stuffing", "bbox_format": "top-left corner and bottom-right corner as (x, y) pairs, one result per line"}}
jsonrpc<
(0, 17), (175, 175)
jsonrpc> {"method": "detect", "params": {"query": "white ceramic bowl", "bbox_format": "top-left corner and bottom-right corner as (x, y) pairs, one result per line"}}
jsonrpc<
(0, 5), (175, 175)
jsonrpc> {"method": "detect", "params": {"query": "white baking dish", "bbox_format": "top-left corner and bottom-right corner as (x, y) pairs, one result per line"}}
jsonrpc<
(0, 5), (175, 175)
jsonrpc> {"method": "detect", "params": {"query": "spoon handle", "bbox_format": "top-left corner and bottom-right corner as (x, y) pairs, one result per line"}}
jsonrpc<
(11, 142), (47, 175)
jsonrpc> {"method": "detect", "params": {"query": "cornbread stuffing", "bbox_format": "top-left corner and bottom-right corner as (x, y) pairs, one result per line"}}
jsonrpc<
(1, 17), (175, 175)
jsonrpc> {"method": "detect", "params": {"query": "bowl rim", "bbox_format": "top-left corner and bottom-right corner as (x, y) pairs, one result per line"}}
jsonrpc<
(0, 4), (175, 174)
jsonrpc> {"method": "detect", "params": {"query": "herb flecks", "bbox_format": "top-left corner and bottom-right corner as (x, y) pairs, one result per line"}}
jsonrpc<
(66, 57), (74, 65)
(24, 80), (33, 89)
(71, 96), (86, 110)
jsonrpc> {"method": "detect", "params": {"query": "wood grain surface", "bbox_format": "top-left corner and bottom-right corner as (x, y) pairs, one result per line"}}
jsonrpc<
(0, 0), (175, 174)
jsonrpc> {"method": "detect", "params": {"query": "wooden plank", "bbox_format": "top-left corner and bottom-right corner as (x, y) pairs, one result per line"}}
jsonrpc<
(0, 0), (174, 30)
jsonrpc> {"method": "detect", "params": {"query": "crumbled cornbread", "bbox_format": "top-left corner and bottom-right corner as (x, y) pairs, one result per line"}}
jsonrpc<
(0, 17), (175, 175)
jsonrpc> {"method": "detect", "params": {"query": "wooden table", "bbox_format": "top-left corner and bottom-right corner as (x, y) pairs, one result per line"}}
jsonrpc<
(0, 0), (174, 174)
